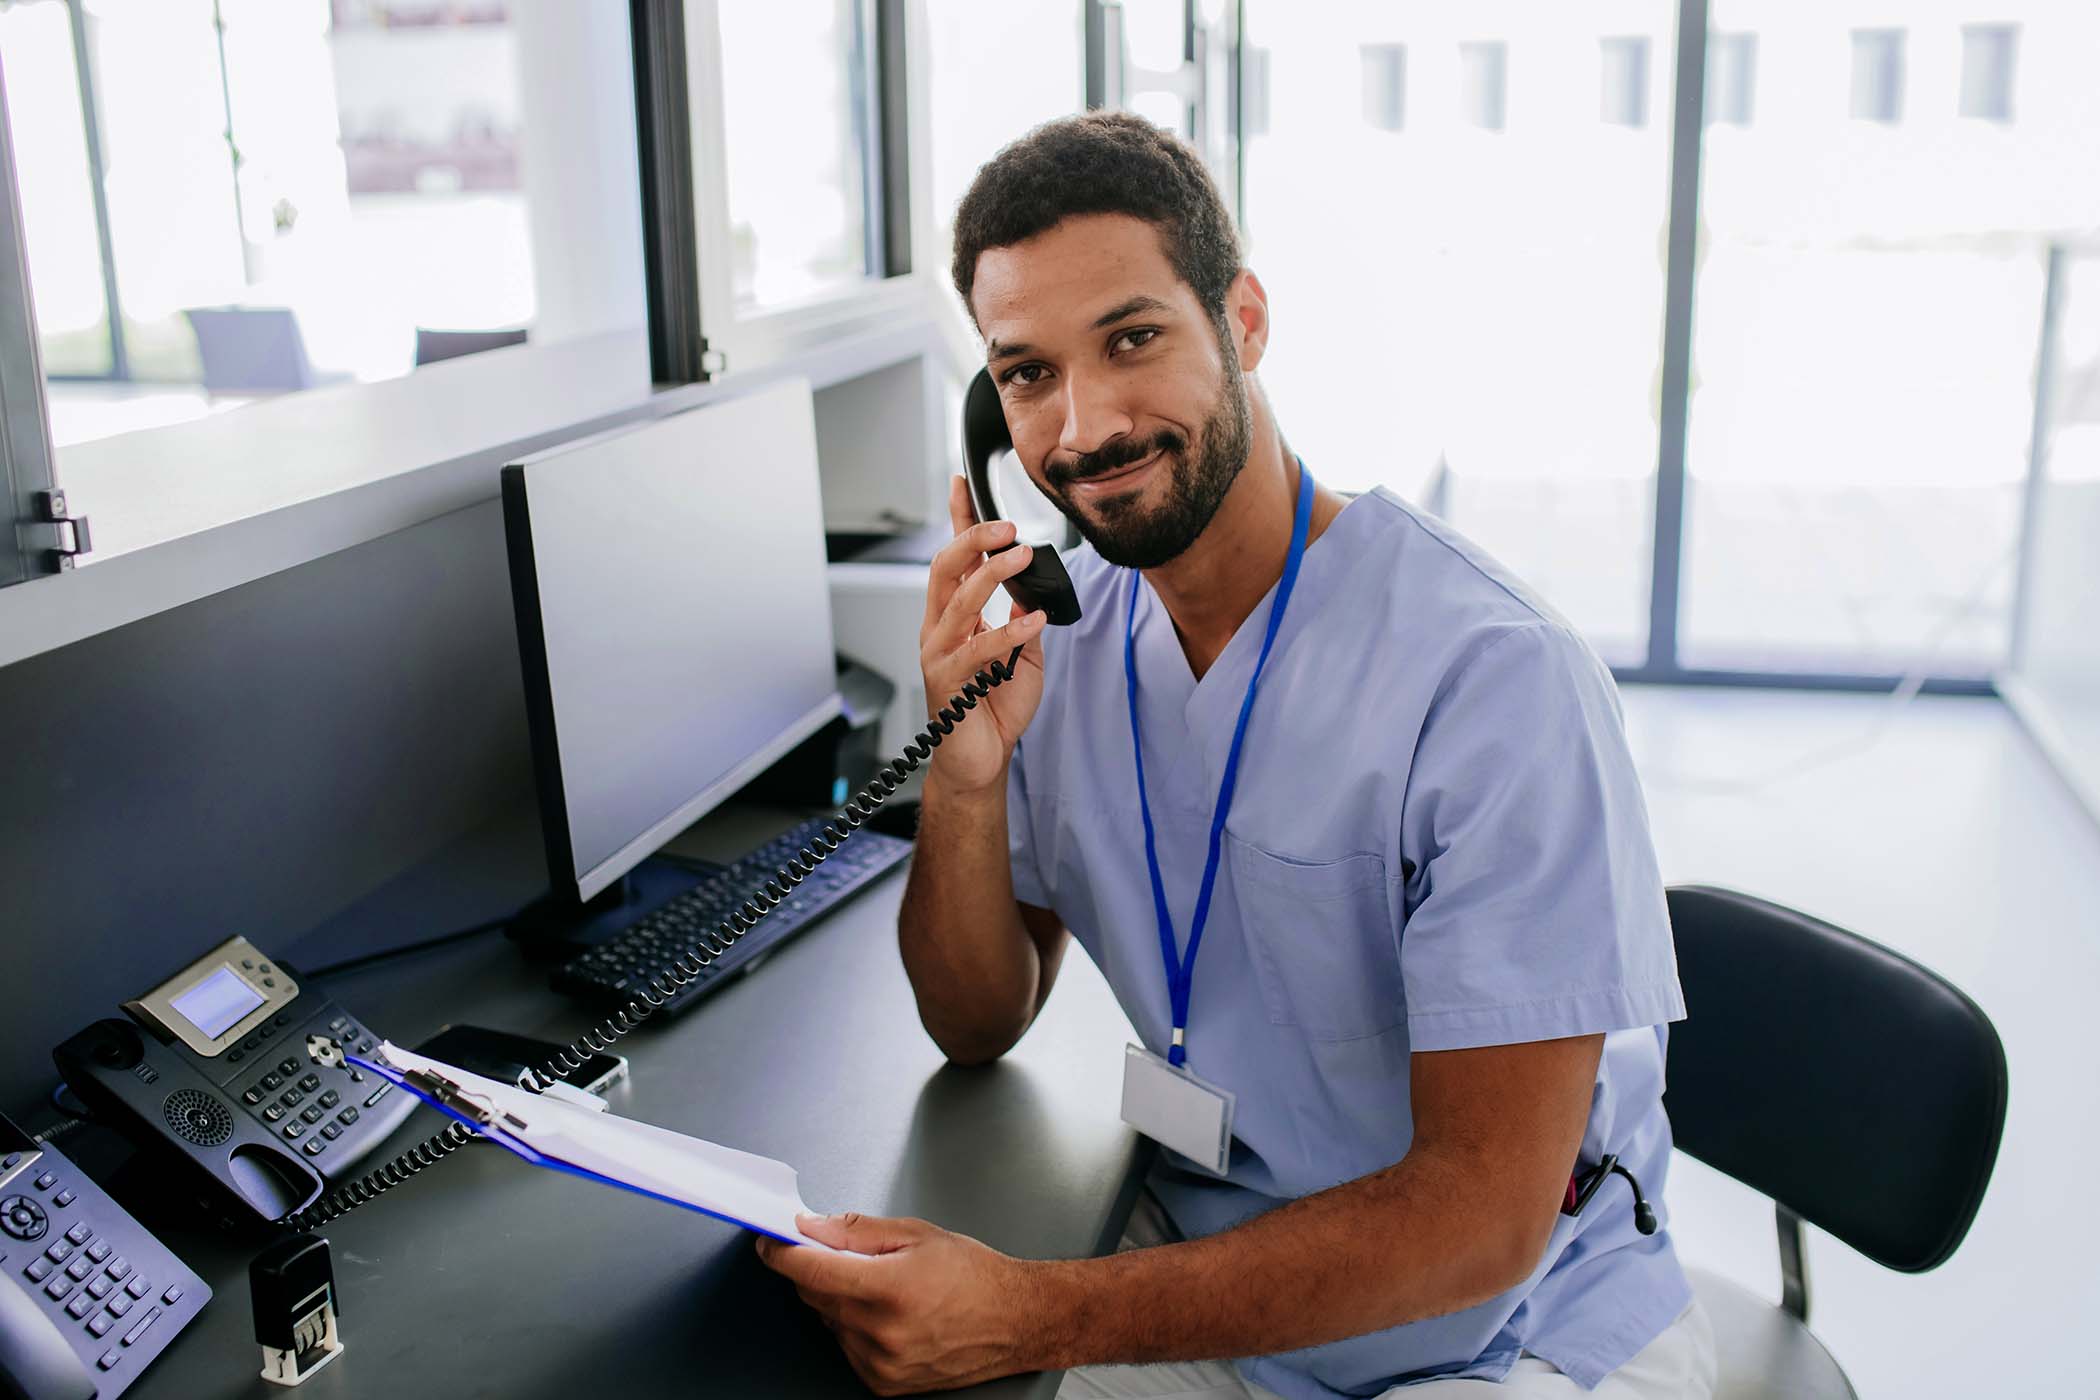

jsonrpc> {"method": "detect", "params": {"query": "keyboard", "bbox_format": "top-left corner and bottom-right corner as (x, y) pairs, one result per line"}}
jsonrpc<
(551, 815), (914, 1017)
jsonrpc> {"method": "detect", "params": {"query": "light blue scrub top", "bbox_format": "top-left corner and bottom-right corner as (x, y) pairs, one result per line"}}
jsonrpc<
(1006, 487), (1691, 1396)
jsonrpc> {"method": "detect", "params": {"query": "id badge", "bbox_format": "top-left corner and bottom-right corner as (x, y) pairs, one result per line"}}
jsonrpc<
(1120, 1043), (1235, 1177)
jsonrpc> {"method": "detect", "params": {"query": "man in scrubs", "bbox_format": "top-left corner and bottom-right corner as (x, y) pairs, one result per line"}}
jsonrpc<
(756, 112), (1715, 1399)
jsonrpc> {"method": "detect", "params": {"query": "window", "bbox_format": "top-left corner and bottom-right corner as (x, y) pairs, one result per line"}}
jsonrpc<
(1458, 41), (1507, 133)
(1359, 43), (1405, 133)
(715, 0), (881, 312)
(1705, 32), (1756, 126)
(1959, 24), (2017, 123)
(1, 0), (645, 450)
(1600, 37), (1649, 129)
(1850, 28), (1905, 124)
(1244, 6), (1676, 664)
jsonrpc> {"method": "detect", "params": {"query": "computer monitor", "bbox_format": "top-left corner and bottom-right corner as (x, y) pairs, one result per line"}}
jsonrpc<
(501, 378), (842, 903)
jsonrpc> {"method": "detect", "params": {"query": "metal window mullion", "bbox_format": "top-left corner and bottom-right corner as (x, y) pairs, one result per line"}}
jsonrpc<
(0, 51), (61, 585)
(65, 0), (126, 380)
(1647, 0), (1710, 674)
(873, 0), (910, 279)
(628, 0), (707, 384)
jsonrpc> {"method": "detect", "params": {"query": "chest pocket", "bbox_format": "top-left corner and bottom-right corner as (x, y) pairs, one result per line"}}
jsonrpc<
(1226, 834), (1403, 1041)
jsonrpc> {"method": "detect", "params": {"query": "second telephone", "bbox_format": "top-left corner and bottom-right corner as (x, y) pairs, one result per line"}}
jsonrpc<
(52, 936), (418, 1225)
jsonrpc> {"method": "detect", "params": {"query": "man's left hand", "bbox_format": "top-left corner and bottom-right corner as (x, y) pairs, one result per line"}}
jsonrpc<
(755, 1212), (1053, 1395)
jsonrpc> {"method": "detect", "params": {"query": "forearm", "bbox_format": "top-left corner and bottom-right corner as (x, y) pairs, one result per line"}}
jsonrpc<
(1026, 1146), (1545, 1369)
(897, 769), (1043, 1064)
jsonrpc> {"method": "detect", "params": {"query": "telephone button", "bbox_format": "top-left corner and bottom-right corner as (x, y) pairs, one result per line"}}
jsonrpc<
(300, 1106), (325, 1125)
(87, 1313), (114, 1338)
(328, 1015), (350, 1034)
(302, 1139), (326, 1157)
(362, 1085), (390, 1108)
(2, 1152), (21, 1171)
(319, 1090), (340, 1109)
(260, 1072), (283, 1091)
(228, 1049), (245, 1063)
(23, 1256), (52, 1281)
(86, 1241), (110, 1264)
(33, 1171), (55, 1191)
(282, 1122), (306, 1141)
(87, 1275), (112, 1299)
(52, 1190), (74, 1208)
(104, 1258), (130, 1282)
(243, 1088), (265, 1106)
(2, 1196), (45, 1240)
(258, 1023), (277, 1040)
(162, 1284), (184, 1305)
(262, 1105), (286, 1124)
(298, 1073), (321, 1093)
(66, 1293), (95, 1319)
(122, 1305), (162, 1346)
(321, 1123), (344, 1141)
(125, 1275), (151, 1298)
(338, 1107), (361, 1126)
(67, 1257), (93, 1281)
(97, 1346), (121, 1370)
(278, 1058), (300, 1077)
(64, 1223), (90, 1246)
(45, 1274), (75, 1300)
(105, 1292), (133, 1318)
(280, 1090), (304, 1110)
(274, 1011), (293, 1026)
(43, 1240), (70, 1262)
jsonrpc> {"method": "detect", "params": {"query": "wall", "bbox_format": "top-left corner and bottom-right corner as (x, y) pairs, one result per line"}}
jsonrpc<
(0, 499), (537, 1117)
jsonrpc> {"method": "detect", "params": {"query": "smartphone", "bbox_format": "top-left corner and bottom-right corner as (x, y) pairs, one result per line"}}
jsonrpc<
(414, 1023), (629, 1096)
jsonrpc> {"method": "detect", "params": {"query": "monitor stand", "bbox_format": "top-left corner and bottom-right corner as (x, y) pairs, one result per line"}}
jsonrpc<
(505, 854), (720, 960)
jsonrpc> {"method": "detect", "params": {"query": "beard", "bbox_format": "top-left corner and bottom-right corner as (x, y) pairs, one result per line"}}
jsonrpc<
(1040, 355), (1253, 571)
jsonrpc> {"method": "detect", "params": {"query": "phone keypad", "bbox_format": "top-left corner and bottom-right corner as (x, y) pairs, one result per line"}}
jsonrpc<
(4, 1154), (194, 1363)
(227, 1010), (385, 1162)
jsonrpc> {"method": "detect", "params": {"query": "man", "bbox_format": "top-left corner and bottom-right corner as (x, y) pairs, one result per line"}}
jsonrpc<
(758, 112), (1714, 1399)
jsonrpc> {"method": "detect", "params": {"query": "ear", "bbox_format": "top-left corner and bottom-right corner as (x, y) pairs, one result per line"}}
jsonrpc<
(1225, 268), (1270, 374)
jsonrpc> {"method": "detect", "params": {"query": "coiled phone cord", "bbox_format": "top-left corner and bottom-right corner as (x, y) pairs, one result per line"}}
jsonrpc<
(284, 647), (1027, 1233)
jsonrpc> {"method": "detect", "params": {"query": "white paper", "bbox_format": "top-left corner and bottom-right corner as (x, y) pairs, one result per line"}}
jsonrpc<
(377, 1042), (833, 1250)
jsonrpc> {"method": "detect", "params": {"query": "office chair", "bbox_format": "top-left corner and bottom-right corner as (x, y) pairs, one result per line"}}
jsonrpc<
(183, 306), (346, 396)
(1662, 885), (2007, 1399)
(414, 326), (528, 366)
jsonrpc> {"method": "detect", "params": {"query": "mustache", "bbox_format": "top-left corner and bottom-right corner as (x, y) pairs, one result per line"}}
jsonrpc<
(1048, 431), (1186, 489)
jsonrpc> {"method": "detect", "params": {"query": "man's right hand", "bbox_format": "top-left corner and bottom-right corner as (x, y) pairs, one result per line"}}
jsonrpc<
(919, 474), (1048, 797)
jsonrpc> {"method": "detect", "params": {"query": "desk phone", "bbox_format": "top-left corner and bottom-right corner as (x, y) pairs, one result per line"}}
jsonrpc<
(1, 1111), (210, 1399)
(52, 936), (418, 1225)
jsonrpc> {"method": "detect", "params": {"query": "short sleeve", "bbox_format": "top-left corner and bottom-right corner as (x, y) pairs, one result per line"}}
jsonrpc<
(1006, 739), (1052, 909)
(1398, 623), (1685, 1053)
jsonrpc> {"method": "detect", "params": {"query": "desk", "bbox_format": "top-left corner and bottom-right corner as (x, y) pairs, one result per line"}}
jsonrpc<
(109, 812), (1146, 1398)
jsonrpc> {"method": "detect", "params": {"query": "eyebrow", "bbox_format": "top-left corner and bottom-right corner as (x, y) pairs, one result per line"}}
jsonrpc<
(986, 294), (1177, 366)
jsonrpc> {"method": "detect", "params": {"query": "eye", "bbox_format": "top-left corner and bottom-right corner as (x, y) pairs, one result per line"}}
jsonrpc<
(1111, 327), (1160, 354)
(1000, 362), (1049, 388)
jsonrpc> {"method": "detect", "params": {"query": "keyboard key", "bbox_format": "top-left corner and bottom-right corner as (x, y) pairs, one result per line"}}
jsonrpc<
(263, 1105), (286, 1123)
(67, 1293), (94, 1319)
(52, 1190), (74, 1208)
(105, 1258), (130, 1282)
(162, 1284), (184, 1305)
(260, 1073), (283, 1091)
(339, 1106), (361, 1126)
(87, 1312), (114, 1338)
(33, 1172), (55, 1191)
(64, 1223), (90, 1246)
(67, 1258), (92, 1281)
(300, 1105), (325, 1125)
(97, 1346), (121, 1370)
(319, 1090), (340, 1109)
(122, 1305), (161, 1346)
(45, 1274), (75, 1300)
(278, 1058), (300, 1077)
(281, 1089), (304, 1109)
(106, 1293), (133, 1318)
(282, 1122), (306, 1141)
(298, 1074), (321, 1093)
(321, 1123), (344, 1141)
(303, 1139), (326, 1157)
(44, 1241), (70, 1262)
(24, 1256), (51, 1282)
(125, 1275), (150, 1298)
(87, 1276), (112, 1299)
(86, 1241), (110, 1264)
(242, 1088), (264, 1106)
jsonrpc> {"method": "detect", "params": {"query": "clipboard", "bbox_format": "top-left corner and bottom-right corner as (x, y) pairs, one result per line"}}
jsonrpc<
(351, 1042), (833, 1250)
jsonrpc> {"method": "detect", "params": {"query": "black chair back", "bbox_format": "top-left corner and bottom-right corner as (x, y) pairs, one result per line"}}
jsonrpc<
(1663, 885), (2007, 1273)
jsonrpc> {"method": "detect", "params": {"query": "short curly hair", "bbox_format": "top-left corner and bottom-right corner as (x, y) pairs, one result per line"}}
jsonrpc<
(950, 111), (1243, 332)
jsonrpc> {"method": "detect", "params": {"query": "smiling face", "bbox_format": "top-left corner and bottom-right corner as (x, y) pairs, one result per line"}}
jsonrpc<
(970, 213), (1255, 570)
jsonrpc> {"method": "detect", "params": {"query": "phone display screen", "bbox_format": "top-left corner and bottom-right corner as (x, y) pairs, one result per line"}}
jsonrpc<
(168, 966), (265, 1040)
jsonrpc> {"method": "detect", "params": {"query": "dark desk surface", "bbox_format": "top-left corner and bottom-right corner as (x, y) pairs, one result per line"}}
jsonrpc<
(113, 810), (1146, 1399)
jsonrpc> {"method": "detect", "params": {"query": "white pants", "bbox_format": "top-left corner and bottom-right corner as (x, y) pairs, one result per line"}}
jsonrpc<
(1058, 1194), (1717, 1400)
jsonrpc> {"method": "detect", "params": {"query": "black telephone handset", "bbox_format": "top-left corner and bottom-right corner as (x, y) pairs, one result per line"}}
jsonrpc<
(962, 367), (1083, 627)
(52, 937), (418, 1226)
(0, 1111), (210, 1399)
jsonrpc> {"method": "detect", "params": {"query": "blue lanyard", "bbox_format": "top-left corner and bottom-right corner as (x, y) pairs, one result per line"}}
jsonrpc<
(1124, 459), (1314, 1067)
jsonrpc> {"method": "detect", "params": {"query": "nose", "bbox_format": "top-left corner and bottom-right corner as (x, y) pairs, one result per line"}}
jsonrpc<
(1056, 369), (1135, 463)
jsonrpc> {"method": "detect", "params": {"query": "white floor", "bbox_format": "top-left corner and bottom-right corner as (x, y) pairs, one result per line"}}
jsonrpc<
(1619, 685), (2100, 1398)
